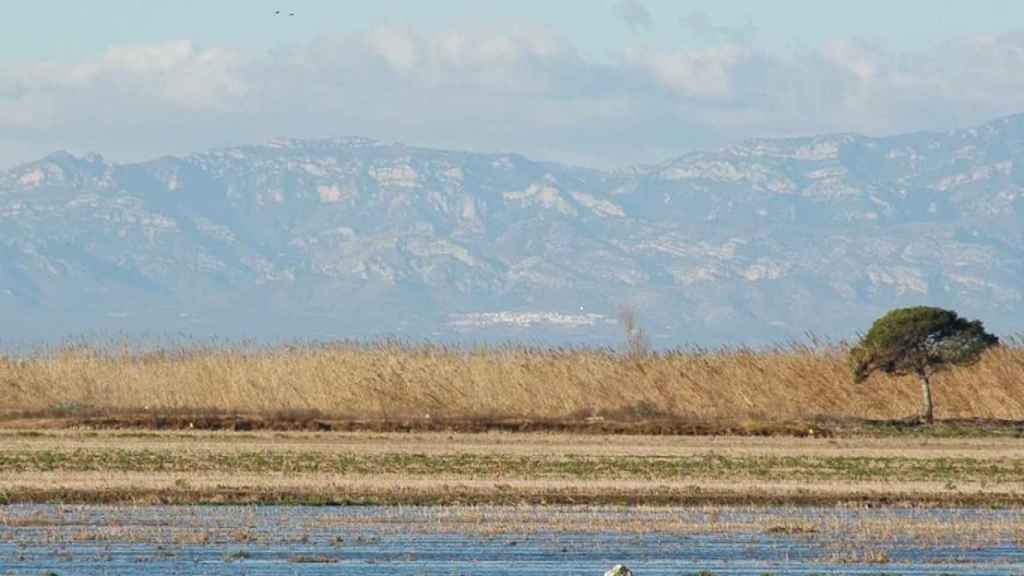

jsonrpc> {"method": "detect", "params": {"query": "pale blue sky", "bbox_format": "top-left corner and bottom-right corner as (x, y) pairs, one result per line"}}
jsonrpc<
(5, 0), (1023, 58)
(2, 1), (1023, 169)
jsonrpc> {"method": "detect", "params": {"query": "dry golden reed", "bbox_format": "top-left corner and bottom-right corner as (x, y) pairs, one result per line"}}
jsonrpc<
(1, 341), (1022, 422)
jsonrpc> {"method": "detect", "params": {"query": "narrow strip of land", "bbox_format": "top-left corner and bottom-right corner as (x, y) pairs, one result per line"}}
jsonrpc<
(1, 430), (1022, 506)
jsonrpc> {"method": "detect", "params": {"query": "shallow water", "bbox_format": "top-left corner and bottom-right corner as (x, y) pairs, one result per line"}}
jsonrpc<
(0, 505), (1021, 575)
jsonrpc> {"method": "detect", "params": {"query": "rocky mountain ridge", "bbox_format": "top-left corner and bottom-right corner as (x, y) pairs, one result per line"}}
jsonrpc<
(2, 114), (1023, 346)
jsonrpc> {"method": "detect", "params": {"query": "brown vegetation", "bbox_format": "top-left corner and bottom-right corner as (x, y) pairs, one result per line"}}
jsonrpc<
(1, 430), (1023, 506)
(0, 341), (1022, 429)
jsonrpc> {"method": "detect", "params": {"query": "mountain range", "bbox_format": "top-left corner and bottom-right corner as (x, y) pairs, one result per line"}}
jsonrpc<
(3, 114), (1024, 346)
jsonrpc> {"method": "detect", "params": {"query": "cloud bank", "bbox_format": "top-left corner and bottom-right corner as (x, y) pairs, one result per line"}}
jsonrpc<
(2, 24), (1024, 169)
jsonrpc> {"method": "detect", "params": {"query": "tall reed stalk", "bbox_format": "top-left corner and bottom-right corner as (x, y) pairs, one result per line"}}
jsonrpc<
(1, 340), (1021, 422)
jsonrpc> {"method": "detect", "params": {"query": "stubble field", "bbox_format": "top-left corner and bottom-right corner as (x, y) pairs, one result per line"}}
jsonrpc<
(1, 430), (1023, 507)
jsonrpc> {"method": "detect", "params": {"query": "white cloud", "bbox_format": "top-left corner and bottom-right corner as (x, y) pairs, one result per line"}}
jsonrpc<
(626, 44), (748, 100)
(1, 40), (245, 122)
(2, 26), (1024, 170)
(365, 25), (420, 72)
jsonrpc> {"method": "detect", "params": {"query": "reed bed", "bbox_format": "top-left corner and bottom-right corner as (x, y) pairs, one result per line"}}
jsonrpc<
(1, 341), (1022, 423)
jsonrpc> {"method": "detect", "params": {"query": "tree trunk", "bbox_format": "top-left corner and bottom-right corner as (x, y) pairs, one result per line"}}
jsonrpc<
(916, 370), (934, 424)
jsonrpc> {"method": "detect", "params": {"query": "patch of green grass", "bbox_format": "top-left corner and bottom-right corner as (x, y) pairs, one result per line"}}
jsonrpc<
(1, 448), (1021, 484)
(855, 420), (1024, 439)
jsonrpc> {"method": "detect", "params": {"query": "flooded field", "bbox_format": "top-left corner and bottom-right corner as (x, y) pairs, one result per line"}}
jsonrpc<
(1, 505), (1022, 575)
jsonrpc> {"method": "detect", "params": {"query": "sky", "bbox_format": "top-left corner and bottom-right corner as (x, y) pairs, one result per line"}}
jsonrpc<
(2, 0), (1024, 169)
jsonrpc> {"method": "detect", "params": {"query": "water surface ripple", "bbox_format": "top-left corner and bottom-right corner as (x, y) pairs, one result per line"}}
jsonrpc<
(0, 505), (1021, 575)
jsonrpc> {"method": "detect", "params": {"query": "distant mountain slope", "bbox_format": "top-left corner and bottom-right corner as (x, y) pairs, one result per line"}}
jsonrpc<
(2, 115), (1023, 345)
